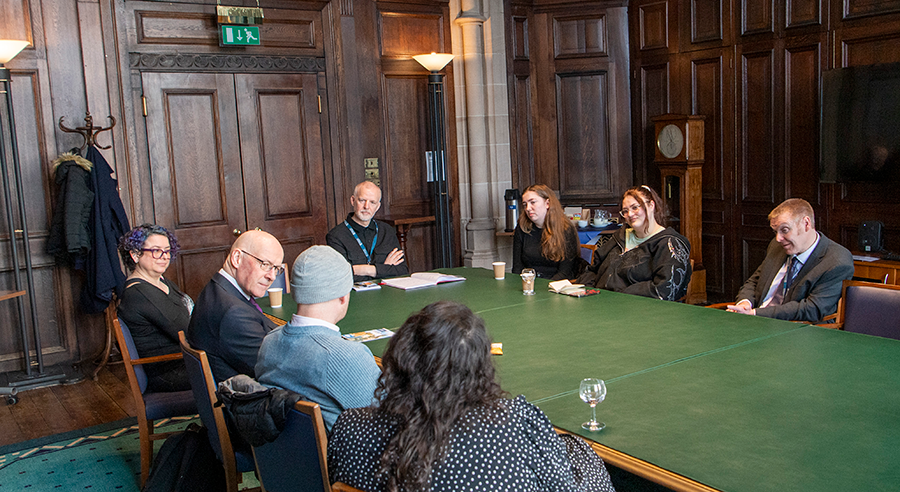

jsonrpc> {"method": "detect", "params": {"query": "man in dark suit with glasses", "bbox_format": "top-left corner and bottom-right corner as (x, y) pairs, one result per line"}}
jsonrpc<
(187, 230), (284, 382)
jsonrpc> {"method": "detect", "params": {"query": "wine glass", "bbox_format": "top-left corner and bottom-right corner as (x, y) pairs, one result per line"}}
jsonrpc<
(579, 378), (607, 431)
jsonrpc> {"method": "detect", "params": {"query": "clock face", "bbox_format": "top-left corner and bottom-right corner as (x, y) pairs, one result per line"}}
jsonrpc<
(657, 124), (684, 159)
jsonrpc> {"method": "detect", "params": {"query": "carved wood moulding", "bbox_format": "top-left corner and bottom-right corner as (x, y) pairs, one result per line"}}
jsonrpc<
(129, 53), (325, 72)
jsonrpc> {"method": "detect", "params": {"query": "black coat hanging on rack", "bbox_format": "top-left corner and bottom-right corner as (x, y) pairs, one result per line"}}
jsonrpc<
(49, 112), (130, 313)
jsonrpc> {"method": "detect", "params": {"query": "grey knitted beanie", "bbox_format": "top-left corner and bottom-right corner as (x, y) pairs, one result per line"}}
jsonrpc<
(290, 246), (353, 305)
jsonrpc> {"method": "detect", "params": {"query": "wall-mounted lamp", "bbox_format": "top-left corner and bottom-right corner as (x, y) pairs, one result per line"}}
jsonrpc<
(0, 40), (56, 398)
(414, 52), (454, 268)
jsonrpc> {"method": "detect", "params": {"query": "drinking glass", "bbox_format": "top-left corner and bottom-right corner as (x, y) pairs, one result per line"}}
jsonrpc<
(520, 268), (536, 295)
(579, 378), (606, 431)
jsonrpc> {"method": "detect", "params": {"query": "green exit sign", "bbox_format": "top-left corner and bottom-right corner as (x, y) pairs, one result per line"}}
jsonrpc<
(221, 25), (261, 46)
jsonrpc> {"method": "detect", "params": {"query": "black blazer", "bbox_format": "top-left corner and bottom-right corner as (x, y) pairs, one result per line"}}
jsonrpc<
(187, 273), (277, 382)
(736, 234), (853, 322)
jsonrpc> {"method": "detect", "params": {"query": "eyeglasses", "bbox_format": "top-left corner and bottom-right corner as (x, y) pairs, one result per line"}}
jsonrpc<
(141, 248), (172, 259)
(240, 250), (285, 275)
(619, 203), (644, 218)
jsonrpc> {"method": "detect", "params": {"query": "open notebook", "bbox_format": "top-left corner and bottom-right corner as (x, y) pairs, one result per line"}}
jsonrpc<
(381, 272), (466, 290)
(548, 279), (601, 298)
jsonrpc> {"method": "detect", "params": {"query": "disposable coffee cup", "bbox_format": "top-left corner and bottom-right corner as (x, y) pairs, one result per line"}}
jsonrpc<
(268, 287), (283, 308)
(492, 262), (506, 279)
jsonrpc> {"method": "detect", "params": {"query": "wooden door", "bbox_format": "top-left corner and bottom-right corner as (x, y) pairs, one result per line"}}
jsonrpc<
(234, 73), (327, 267)
(142, 72), (247, 298)
(143, 72), (329, 298)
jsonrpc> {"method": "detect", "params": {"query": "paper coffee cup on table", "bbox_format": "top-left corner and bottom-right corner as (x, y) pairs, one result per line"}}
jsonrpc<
(267, 287), (283, 308)
(492, 262), (506, 279)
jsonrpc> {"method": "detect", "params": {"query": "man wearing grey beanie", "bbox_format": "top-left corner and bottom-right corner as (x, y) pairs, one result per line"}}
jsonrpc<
(255, 245), (381, 431)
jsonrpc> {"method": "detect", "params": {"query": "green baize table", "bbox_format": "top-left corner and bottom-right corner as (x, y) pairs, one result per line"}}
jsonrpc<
(260, 267), (900, 492)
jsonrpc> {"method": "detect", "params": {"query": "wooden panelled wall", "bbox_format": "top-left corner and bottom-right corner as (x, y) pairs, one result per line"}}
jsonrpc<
(0, 0), (454, 373)
(507, 1), (634, 204)
(628, 0), (900, 301)
(0, 0), (101, 373)
(509, 0), (900, 302)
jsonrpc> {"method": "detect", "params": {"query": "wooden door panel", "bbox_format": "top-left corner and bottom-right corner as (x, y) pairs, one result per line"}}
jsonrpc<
(739, 48), (778, 203)
(690, 49), (734, 299)
(784, 40), (823, 204)
(235, 73), (328, 265)
(637, 61), (671, 190)
(142, 72), (245, 298)
(382, 74), (430, 212)
(557, 72), (615, 199)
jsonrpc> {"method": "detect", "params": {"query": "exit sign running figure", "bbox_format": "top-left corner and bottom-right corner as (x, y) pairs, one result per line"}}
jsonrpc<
(221, 25), (261, 46)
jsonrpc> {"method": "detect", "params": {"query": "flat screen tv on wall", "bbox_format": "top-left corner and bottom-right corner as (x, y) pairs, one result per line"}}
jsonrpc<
(820, 62), (900, 183)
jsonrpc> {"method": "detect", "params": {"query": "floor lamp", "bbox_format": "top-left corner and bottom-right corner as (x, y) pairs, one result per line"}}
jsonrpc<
(0, 40), (65, 403)
(414, 52), (454, 268)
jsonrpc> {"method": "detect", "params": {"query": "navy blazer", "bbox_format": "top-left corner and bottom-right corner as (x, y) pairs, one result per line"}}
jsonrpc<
(187, 273), (277, 382)
(736, 234), (853, 322)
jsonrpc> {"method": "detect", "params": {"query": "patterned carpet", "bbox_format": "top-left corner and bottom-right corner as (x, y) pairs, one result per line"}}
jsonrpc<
(0, 416), (199, 490)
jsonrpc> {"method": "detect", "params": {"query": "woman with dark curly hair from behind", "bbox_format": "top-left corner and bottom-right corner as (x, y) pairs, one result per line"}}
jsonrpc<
(117, 224), (193, 392)
(327, 300), (616, 492)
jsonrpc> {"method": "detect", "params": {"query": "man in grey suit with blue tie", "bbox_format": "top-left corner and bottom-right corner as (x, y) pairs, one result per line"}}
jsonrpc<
(727, 198), (854, 323)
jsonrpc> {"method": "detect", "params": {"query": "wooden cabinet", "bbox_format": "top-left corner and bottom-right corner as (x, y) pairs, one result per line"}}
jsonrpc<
(853, 259), (900, 285)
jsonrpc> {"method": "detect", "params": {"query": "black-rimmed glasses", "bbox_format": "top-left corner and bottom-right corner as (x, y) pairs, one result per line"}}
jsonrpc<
(240, 250), (285, 275)
(141, 248), (172, 259)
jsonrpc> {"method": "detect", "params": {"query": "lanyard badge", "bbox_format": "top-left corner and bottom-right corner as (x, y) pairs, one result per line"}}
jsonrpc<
(344, 220), (378, 264)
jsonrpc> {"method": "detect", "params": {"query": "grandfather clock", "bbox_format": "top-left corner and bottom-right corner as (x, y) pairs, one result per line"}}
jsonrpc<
(652, 114), (706, 303)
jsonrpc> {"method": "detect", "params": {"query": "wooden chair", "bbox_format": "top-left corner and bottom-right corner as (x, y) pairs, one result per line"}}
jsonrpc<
(579, 243), (596, 263)
(112, 318), (197, 486)
(252, 400), (362, 492)
(332, 483), (364, 492)
(832, 280), (900, 338)
(179, 331), (258, 492)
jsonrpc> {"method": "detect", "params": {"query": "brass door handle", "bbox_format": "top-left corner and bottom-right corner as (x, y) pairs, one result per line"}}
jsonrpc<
(233, 229), (242, 237)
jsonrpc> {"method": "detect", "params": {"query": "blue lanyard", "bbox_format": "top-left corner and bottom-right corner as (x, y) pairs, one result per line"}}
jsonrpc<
(344, 220), (378, 264)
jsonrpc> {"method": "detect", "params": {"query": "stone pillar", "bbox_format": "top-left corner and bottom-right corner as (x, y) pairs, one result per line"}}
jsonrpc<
(452, 0), (511, 269)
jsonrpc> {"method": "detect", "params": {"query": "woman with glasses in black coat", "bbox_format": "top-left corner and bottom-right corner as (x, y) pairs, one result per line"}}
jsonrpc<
(117, 224), (193, 391)
(577, 186), (692, 302)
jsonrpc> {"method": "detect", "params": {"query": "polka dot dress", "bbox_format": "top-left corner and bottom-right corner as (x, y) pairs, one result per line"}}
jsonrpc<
(328, 395), (616, 492)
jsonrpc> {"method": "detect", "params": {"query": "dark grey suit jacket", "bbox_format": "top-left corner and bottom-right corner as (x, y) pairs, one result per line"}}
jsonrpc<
(736, 234), (853, 322)
(187, 273), (276, 382)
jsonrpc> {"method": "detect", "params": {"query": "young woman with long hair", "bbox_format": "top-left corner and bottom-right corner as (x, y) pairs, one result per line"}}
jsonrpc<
(512, 184), (580, 279)
(328, 301), (616, 492)
(577, 185), (692, 301)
